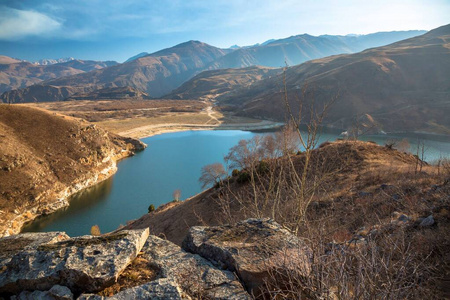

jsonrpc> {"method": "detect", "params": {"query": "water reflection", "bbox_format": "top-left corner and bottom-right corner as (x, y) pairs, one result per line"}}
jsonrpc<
(22, 178), (113, 233)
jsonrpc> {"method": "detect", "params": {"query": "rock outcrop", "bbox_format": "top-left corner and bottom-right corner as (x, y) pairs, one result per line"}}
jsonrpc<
(141, 235), (249, 299)
(12, 284), (74, 300)
(0, 232), (70, 269)
(0, 229), (149, 294)
(183, 218), (312, 295)
(79, 279), (187, 300)
(0, 219), (313, 298)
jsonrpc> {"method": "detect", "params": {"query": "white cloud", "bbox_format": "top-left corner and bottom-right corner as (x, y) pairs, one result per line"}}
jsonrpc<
(0, 7), (61, 40)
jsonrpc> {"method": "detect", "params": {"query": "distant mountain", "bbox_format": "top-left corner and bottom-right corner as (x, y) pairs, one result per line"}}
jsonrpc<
(33, 57), (75, 65)
(1, 30), (427, 103)
(54, 59), (118, 72)
(208, 30), (426, 69)
(214, 25), (450, 134)
(0, 57), (119, 94)
(0, 60), (84, 94)
(1, 41), (230, 102)
(0, 56), (23, 64)
(125, 52), (149, 63)
(165, 66), (279, 100)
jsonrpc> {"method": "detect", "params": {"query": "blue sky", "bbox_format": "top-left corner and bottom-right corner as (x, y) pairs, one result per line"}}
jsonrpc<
(1, 0), (449, 62)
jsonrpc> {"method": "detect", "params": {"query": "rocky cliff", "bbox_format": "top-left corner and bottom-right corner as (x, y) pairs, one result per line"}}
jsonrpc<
(0, 105), (146, 237)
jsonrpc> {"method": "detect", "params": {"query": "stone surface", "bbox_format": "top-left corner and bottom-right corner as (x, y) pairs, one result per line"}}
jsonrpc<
(11, 285), (74, 300)
(0, 232), (70, 269)
(419, 215), (435, 227)
(142, 235), (250, 299)
(78, 278), (189, 300)
(0, 229), (149, 294)
(182, 218), (312, 295)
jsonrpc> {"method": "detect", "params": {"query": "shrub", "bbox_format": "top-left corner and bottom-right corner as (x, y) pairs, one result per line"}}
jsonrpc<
(257, 161), (270, 174)
(148, 204), (155, 213)
(237, 171), (250, 183)
(90, 225), (101, 236)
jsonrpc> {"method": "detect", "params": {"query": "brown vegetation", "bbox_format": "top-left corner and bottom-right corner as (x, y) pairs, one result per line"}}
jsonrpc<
(97, 255), (158, 297)
(22, 99), (206, 123)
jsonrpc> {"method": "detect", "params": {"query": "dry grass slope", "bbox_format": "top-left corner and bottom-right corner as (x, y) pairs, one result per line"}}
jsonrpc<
(126, 140), (450, 298)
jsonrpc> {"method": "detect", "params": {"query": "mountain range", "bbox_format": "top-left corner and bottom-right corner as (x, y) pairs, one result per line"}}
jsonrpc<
(0, 58), (118, 94)
(0, 30), (425, 102)
(207, 24), (449, 133)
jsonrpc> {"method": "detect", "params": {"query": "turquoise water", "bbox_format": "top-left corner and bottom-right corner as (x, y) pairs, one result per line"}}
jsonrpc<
(22, 129), (449, 237)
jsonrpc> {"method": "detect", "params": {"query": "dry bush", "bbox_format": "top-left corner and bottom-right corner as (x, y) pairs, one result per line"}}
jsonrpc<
(263, 229), (434, 300)
(90, 224), (101, 236)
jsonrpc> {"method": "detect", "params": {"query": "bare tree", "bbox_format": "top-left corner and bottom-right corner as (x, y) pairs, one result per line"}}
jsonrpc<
(199, 162), (226, 188)
(172, 189), (181, 201)
(281, 67), (336, 232)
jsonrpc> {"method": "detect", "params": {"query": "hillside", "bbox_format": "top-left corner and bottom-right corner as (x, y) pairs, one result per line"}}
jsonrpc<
(0, 56), (22, 64)
(165, 66), (279, 100)
(0, 57), (118, 94)
(126, 139), (449, 298)
(0, 104), (145, 237)
(215, 24), (450, 134)
(125, 140), (436, 243)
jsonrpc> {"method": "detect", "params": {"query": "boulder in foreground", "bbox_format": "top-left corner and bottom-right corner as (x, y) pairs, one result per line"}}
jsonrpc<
(0, 229), (149, 294)
(182, 218), (312, 295)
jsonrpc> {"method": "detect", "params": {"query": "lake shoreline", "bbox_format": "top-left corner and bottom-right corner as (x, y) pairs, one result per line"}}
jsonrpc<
(119, 120), (286, 139)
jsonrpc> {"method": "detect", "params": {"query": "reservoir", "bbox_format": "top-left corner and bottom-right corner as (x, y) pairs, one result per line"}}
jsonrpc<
(22, 129), (450, 237)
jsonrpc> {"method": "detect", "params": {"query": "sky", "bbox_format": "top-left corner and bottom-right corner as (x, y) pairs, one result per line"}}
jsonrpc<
(0, 0), (449, 62)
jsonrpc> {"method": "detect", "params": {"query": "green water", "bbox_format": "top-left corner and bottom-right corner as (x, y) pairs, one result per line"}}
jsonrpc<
(22, 129), (449, 237)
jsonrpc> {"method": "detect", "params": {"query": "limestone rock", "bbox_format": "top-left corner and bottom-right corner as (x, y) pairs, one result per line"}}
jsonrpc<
(182, 218), (312, 295)
(11, 285), (74, 300)
(0, 229), (149, 294)
(142, 235), (249, 299)
(78, 278), (188, 300)
(0, 232), (70, 269)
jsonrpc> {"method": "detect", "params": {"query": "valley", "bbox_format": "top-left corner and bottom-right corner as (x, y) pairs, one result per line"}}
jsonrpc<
(0, 4), (449, 297)
(22, 99), (283, 138)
